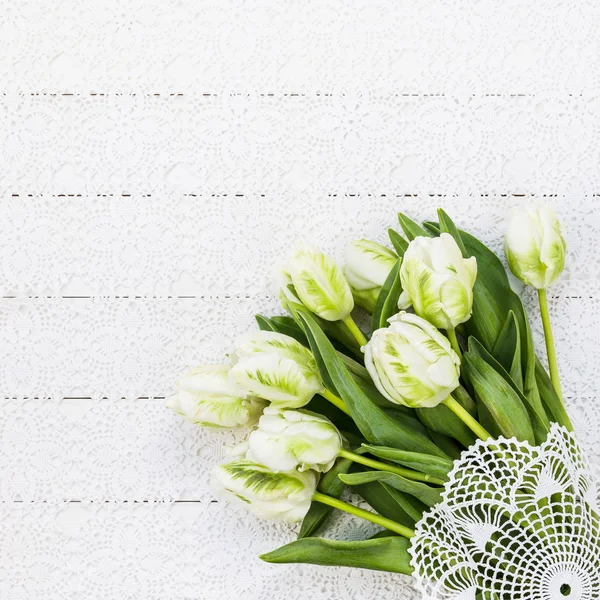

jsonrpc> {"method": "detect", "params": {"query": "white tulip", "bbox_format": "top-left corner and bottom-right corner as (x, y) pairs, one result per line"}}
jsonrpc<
(344, 239), (397, 313)
(504, 205), (566, 289)
(398, 233), (477, 330)
(364, 311), (460, 408)
(284, 244), (354, 321)
(247, 407), (344, 473)
(166, 365), (266, 428)
(229, 331), (324, 409)
(213, 460), (317, 522)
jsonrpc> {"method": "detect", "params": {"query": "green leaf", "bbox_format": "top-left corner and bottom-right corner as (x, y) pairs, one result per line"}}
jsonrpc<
(416, 385), (477, 447)
(298, 456), (353, 538)
(350, 475), (419, 528)
(340, 471), (442, 507)
(305, 395), (360, 434)
(269, 316), (310, 345)
(383, 407), (431, 438)
(416, 403), (477, 448)
(462, 349), (535, 444)
(425, 222), (550, 435)
(255, 314), (276, 332)
(427, 430), (463, 458)
(285, 296), (363, 361)
(437, 208), (468, 256)
(380, 483), (426, 523)
(297, 308), (448, 458)
(398, 213), (432, 240)
(371, 257), (403, 333)
(360, 445), (454, 480)
(535, 358), (574, 430)
(422, 221), (441, 237)
(261, 536), (413, 574)
(468, 336), (549, 443)
(492, 311), (523, 390)
(339, 354), (370, 382)
(388, 228), (409, 255)
(369, 529), (399, 539)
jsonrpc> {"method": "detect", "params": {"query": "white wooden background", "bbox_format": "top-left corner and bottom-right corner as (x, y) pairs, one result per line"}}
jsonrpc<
(3, 1), (600, 598)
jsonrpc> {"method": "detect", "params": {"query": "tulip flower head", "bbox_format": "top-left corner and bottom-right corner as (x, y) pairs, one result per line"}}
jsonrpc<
(399, 233), (477, 330)
(284, 244), (354, 321)
(247, 407), (344, 473)
(504, 205), (566, 290)
(344, 239), (397, 313)
(229, 331), (324, 409)
(213, 460), (317, 522)
(166, 365), (266, 428)
(364, 312), (460, 408)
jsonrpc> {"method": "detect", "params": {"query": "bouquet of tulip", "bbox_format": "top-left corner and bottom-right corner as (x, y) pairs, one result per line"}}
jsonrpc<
(167, 208), (600, 598)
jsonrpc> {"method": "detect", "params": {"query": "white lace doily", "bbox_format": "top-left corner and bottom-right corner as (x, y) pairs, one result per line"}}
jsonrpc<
(410, 424), (600, 600)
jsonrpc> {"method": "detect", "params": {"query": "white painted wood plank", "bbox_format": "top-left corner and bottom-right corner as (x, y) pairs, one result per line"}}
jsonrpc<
(0, 296), (278, 398)
(2, 95), (599, 196)
(0, 501), (420, 599)
(2, 194), (598, 296)
(0, 285), (597, 398)
(2, 0), (599, 94)
(0, 397), (245, 502)
(1, 390), (598, 503)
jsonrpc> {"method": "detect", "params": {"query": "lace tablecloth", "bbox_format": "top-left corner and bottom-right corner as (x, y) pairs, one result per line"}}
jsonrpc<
(2, 1), (600, 599)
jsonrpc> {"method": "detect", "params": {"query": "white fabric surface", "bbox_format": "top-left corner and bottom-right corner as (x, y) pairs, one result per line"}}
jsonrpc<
(3, 1), (600, 598)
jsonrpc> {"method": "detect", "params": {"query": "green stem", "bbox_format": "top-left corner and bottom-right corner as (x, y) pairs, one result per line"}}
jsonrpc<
(339, 449), (445, 486)
(342, 315), (368, 348)
(443, 395), (492, 441)
(446, 328), (462, 358)
(321, 389), (351, 416)
(538, 288), (563, 400)
(312, 491), (415, 538)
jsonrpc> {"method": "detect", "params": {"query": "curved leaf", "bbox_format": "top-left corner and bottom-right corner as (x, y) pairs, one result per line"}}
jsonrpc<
(360, 445), (453, 480)
(388, 228), (409, 255)
(261, 536), (413, 574)
(297, 309), (448, 457)
(416, 403), (476, 448)
(371, 257), (403, 333)
(398, 213), (431, 240)
(437, 208), (468, 256)
(340, 471), (442, 507)
(492, 311), (523, 391)
(350, 476), (418, 528)
(462, 349), (535, 444)
(468, 336), (549, 443)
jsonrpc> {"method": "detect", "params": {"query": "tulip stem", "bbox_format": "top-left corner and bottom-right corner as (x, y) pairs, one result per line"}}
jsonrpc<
(446, 328), (462, 358)
(338, 449), (445, 485)
(538, 289), (563, 401)
(312, 491), (415, 538)
(321, 389), (351, 416)
(342, 315), (368, 348)
(443, 395), (492, 441)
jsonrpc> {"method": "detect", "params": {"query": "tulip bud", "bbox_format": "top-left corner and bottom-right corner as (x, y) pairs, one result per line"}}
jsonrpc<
(213, 460), (317, 522)
(229, 331), (324, 409)
(166, 365), (266, 428)
(504, 205), (566, 289)
(344, 240), (397, 313)
(247, 407), (344, 473)
(364, 311), (460, 408)
(284, 244), (354, 321)
(398, 233), (477, 330)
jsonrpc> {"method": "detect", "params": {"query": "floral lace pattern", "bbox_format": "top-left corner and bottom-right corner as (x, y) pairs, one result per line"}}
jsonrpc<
(1, 195), (598, 296)
(2, 0), (600, 94)
(410, 424), (600, 599)
(2, 95), (600, 196)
